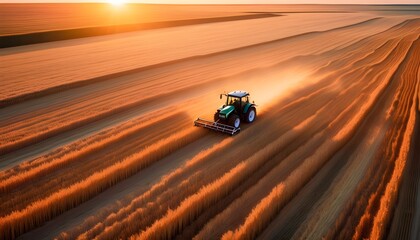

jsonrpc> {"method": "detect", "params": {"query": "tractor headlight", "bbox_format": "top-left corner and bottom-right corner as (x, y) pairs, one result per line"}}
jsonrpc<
(219, 114), (226, 118)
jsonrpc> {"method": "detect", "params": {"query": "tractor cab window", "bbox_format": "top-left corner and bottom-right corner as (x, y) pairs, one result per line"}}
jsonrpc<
(227, 96), (238, 105)
(226, 95), (249, 106)
(227, 96), (242, 108)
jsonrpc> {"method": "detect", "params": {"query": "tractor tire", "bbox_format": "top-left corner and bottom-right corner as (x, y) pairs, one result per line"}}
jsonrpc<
(214, 112), (220, 122)
(228, 114), (241, 128)
(245, 107), (256, 123)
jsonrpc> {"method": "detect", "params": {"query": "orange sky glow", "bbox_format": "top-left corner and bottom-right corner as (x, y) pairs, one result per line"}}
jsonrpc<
(0, 0), (419, 3)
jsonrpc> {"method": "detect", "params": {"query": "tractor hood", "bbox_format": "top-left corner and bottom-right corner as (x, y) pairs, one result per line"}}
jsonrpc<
(219, 105), (235, 116)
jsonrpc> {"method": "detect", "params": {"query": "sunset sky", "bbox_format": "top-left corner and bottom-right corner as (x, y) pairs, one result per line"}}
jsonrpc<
(0, 0), (419, 3)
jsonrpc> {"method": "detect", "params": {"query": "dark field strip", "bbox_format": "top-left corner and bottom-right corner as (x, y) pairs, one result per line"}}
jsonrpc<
(0, 13), (279, 48)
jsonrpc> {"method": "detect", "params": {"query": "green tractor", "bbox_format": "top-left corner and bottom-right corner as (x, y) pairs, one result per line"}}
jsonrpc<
(194, 90), (257, 135)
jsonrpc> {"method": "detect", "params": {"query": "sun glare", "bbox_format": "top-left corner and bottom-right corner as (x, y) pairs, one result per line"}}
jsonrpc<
(108, 0), (126, 6)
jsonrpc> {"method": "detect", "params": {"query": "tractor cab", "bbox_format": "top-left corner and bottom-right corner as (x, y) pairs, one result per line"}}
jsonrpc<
(222, 91), (251, 115)
(220, 91), (249, 115)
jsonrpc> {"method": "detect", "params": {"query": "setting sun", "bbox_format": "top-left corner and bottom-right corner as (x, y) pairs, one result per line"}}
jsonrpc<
(108, 0), (126, 6)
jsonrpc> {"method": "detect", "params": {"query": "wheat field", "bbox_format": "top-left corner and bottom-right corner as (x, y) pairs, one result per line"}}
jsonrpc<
(0, 3), (419, 240)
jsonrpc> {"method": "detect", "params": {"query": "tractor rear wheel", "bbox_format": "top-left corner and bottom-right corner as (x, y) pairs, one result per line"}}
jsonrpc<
(228, 114), (240, 128)
(245, 107), (256, 123)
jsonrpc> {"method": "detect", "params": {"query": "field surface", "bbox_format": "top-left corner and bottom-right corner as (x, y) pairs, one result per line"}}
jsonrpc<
(0, 4), (419, 240)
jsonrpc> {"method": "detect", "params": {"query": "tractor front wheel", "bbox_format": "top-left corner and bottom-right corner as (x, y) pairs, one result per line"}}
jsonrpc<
(245, 107), (256, 123)
(228, 114), (241, 128)
(214, 112), (220, 122)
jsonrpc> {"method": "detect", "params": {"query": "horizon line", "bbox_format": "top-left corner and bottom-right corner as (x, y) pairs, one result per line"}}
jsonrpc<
(0, 2), (419, 4)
